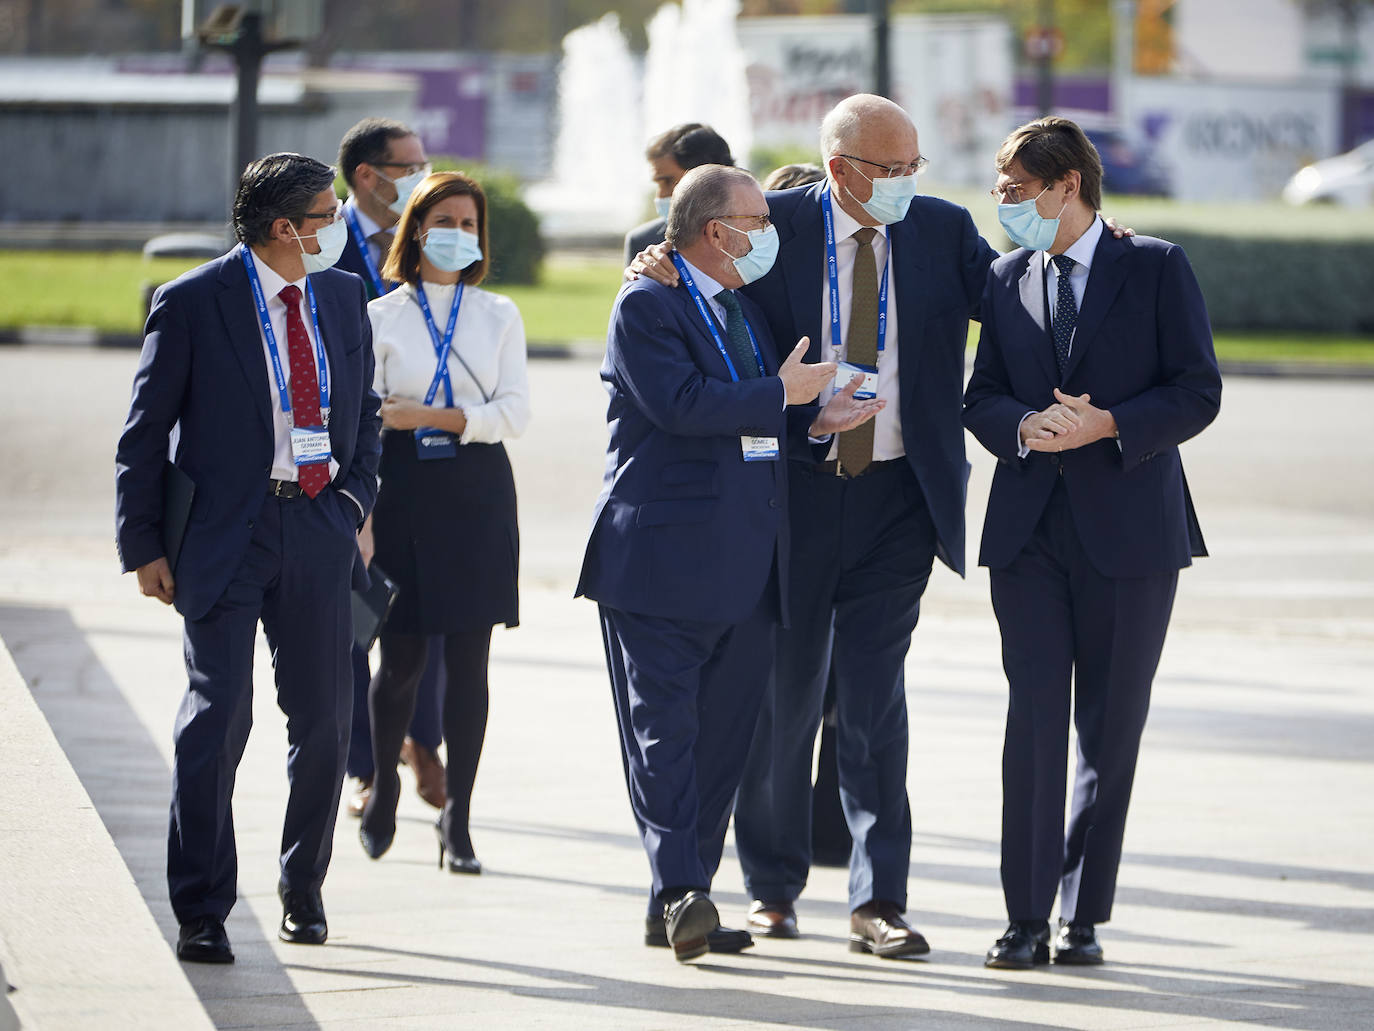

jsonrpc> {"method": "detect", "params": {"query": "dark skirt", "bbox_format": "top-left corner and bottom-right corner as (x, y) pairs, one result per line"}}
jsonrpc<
(372, 430), (519, 635)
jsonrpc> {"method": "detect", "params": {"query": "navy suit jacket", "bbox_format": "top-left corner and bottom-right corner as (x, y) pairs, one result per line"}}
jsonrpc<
(115, 249), (383, 622)
(742, 181), (998, 576)
(963, 230), (1222, 578)
(577, 274), (800, 626)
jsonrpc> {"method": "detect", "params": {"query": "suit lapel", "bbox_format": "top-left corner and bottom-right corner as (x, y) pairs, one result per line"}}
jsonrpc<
(215, 251), (273, 434)
(1017, 255), (1059, 385)
(310, 273), (355, 449)
(889, 209), (927, 399)
(1062, 231), (1128, 383)
(675, 281), (738, 380)
(782, 184), (826, 362)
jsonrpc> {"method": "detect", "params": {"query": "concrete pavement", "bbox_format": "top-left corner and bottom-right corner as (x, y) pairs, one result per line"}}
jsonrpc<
(1, 345), (1372, 1029)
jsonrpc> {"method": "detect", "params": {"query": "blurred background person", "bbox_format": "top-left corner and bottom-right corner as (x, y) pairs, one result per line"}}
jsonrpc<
(761, 163), (824, 192)
(358, 171), (530, 874)
(623, 123), (735, 267)
(760, 159), (854, 871)
(336, 117), (448, 820)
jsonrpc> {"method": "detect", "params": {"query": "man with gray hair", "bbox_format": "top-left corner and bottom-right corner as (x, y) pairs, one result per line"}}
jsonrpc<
(579, 164), (881, 962)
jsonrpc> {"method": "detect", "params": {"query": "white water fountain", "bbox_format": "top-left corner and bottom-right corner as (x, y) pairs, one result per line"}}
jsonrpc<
(643, 0), (753, 171)
(525, 0), (755, 245)
(523, 13), (645, 241)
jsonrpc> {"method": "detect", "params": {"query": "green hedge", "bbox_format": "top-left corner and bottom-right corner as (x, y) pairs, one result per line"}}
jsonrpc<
(1152, 229), (1374, 334)
(432, 159), (544, 286)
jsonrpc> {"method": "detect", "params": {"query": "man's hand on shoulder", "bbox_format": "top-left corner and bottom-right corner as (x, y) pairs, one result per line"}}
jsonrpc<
(777, 337), (835, 405)
(625, 241), (678, 286)
(136, 557), (175, 605)
(811, 373), (885, 436)
(1022, 389), (1117, 453)
(1102, 215), (1135, 239)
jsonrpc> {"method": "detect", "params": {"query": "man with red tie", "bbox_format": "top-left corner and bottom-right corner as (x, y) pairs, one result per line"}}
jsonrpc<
(115, 153), (382, 964)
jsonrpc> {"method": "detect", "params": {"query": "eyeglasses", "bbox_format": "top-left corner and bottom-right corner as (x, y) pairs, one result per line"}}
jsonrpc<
(298, 206), (341, 223)
(840, 154), (929, 179)
(372, 161), (432, 179)
(989, 181), (1039, 204)
(715, 213), (771, 231)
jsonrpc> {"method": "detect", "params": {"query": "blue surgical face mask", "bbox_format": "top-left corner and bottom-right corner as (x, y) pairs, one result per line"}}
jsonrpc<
(844, 158), (919, 225)
(654, 196), (672, 220)
(421, 227), (483, 273)
(997, 185), (1068, 252)
(717, 221), (780, 286)
(376, 166), (430, 216)
(291, 217), (347, 274)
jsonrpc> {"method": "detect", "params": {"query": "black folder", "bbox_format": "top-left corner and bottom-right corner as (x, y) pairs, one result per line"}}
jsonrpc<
(352, 563), (400, 651)
(161, 461), (195, 574)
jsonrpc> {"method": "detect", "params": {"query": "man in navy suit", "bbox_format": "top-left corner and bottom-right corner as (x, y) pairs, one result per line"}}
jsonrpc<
(579, 164), (881, 962)
(116, 153), (382, 964)
(731, 94), (997, 956)
(333, 117), (448, 820)
(964, 117), (1220, 969)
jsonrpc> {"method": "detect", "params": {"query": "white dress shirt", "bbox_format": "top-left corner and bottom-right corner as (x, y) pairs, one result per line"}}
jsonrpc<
(679, 256), (730, 328)
(368, 281), (531, 444)
(246, 251), (341, 486)
(821, 197), (904, 461)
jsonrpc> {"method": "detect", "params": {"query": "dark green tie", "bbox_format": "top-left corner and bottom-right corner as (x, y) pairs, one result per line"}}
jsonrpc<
(716, 290), (760, 379)
(837, 227), (878, 476)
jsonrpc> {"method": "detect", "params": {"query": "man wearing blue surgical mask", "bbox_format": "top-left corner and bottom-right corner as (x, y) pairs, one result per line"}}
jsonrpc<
(335, 117), (448, 825)
(623, 123), (736, 269)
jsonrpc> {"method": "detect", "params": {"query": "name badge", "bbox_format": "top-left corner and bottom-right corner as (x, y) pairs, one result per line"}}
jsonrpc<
(414, 426), (457, 460)
(290, 426), (332, 466)
(833, 360), (879, 401)
(741, 435), (780, 462)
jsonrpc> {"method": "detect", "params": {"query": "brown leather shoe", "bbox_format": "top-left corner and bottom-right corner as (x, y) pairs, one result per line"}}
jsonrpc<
(345, 775), (372, 819)
(400, 737), (446, 810)
(746, 899), (800, 939)
(849, 900), (930, 958)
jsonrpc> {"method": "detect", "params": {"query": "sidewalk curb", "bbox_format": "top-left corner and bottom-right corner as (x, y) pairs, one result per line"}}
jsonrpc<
(0, 637), (213, 1031)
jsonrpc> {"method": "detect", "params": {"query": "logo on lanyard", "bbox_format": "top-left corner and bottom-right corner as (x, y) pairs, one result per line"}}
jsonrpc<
(669, 251), (767, 382)
(821, 188), (890, 363)
(240, 244), (331, 429)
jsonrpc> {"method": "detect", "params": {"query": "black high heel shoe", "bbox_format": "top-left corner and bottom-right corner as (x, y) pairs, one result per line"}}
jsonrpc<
(433, 821), (481, 875)
(359, 774), (399, 859)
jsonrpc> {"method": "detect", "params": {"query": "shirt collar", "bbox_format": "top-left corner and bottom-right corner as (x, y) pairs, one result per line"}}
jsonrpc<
(1043, 215), (1104, 273)
(828, 186), (890, 244)
(678, 254), (727, 303)
(249, 248), (306, 301)
(346, 196), (384, 239)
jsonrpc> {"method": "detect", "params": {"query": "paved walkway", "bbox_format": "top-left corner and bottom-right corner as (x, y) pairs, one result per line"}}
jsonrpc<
(1, 346), (1372, 1029)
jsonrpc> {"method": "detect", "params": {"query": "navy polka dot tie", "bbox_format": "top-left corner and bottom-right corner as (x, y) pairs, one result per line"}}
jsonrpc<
(277, 284), (331, 498)
(1051, 254), (1077, 378)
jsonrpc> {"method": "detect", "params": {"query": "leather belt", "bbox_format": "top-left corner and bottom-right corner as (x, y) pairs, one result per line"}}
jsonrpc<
(268, 478), (305, 499)
(816, 457), (904, 480)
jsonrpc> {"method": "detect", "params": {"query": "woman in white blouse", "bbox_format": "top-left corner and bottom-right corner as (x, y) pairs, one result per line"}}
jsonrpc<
(357, 171), (530, 873)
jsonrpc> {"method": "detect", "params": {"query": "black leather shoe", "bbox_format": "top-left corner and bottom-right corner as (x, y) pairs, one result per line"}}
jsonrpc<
(644, 915), (753, 952)
(664, 891), (719, 963)
(434, 821), (482, 874)
(279, 886), (328, 945)
(1053, 922), (1104, 965)
(984, 921), (1051, 969)
(176, 916), (234, 964)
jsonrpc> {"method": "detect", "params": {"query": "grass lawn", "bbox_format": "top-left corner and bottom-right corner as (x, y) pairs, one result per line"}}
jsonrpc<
(2, 249), (1371, 366)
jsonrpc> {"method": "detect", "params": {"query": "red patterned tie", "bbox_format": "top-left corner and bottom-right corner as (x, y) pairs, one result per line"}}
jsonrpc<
(277, 284), (331, 498)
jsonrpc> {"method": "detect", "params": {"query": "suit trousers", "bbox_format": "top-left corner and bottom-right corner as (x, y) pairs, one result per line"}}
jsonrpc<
(169, 488), (356, 924)
(735, 459), (936, 912)
(599, 584), (776, 914)
(990, 480), (1177, 926)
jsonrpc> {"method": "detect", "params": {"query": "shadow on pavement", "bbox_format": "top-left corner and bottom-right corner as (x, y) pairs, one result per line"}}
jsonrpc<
(0, 603), (321, 1031)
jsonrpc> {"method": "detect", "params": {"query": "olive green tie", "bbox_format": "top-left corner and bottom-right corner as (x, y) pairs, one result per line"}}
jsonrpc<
(716, 290), (760, 379)
(837, 227), (878, 476)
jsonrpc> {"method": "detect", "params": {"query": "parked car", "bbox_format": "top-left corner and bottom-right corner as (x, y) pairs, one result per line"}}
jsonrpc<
(141, 232), (226, 322)
(1282, 139), (1374, 206)
(1084, 128), (1170, 197)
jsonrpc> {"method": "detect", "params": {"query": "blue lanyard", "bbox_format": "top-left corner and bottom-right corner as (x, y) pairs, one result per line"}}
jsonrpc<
(669, 252), (767, 381)
(240, 244), (330, 426)
(821, 187), (889, 361)
(343, 203), (396, 298)
(414, 282), (463, 408)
